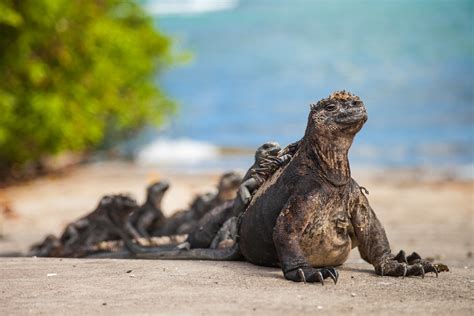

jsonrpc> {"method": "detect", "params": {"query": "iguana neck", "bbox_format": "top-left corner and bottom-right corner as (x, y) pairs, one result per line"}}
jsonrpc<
(302, 135), (353, 186)
(146, 196), (162, 210)
(146, 196), (154, 205)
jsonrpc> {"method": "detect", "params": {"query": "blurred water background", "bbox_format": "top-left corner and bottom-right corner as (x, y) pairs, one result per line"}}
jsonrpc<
(131, 0), (473, 174)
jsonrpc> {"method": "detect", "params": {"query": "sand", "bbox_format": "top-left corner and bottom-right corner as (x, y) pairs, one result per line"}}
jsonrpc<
(0, 161), (473, 315)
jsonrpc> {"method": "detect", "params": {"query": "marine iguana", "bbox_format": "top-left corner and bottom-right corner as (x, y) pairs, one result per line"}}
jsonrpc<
(127, 181), (170, 238)
(171, 141), (287, 249)
(241, 91), (444, 282)
(201, 141), (303, 249)
(30, 194), (139, 257)
(97, 92), (447, 283)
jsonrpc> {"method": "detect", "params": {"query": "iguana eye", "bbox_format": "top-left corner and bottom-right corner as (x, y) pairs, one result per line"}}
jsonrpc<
(325, 103), (337, 111)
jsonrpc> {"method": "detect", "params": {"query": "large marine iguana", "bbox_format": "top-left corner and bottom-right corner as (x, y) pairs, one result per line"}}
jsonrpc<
(97, 91), (447, 283)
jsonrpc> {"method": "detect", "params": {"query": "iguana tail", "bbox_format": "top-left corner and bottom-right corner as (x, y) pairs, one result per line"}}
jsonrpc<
(86, 243), (241, 261)
(98, 218), (242, 261)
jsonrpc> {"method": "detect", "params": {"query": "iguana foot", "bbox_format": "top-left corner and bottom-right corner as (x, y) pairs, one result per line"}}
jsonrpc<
(377, 250), (448, 278)
(284, 267), (339, 285)
(260, 155), (291, 169)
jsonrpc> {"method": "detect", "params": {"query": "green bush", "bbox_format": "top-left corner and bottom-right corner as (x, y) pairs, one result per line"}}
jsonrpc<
(0, 0), (176, 173)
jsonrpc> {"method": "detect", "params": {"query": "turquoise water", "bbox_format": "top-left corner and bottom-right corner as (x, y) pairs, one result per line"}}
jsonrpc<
(141, 0), (473, 168)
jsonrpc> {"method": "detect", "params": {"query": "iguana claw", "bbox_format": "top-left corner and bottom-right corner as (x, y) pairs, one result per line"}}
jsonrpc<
(327, 269), (338, 284)
(284, 267), (339, 284)
(297, 268), (306, 283)
(316, 272), (324, 285)
(419, 264), (425, 279)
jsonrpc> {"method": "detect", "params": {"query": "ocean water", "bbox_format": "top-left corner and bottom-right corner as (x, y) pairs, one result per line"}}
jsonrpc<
(135, 0), (473, 171)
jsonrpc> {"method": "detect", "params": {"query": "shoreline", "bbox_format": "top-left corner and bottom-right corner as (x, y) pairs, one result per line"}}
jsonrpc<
(129, 137), (474, 179)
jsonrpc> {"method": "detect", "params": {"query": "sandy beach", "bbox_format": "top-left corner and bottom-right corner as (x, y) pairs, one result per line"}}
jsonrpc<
(0, 161), (473, 315)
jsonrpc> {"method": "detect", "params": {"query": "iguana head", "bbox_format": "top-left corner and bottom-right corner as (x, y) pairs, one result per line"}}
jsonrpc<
(146, 181), (170, 209)
(303, 91), (368, 185)
(307, 90), (368, 138)
(217, 171), (242, 200)
(99, 194), (139, 225)
(255, 142), (281, 164)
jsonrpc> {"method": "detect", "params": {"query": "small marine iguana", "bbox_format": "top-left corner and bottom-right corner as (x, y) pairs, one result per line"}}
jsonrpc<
(177, 141), (286, 249)
(30, 194), (139, 257)
(127, 181), (170, 238)
(98, 92), (448, 283)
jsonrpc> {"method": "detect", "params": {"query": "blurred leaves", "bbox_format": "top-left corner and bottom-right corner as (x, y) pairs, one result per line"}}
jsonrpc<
(0, 0), (177, 173)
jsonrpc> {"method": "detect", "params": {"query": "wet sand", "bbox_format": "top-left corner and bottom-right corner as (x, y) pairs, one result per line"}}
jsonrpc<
(0, 162), (473, 315)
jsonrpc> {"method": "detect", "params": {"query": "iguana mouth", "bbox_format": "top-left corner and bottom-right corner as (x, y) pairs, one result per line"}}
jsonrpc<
(335, 109), (368, 125)
(156, 182), (170, 192)
(150, 181), (170, 194)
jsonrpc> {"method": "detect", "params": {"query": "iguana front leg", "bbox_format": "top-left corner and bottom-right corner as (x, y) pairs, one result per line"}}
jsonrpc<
(125, 221), (149, 245)
(350, 188), (446, 277)
(273, 195), (338, 284)
(61, 218), (90, 253)
(210, 216), (238, 249)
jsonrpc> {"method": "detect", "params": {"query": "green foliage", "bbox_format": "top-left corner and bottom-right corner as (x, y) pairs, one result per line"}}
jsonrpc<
(0, 0), (176, 172)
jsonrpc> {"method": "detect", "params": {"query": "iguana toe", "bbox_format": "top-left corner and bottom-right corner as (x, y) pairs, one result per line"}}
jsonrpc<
(285, 267), (339, 285)
(393, 250), (408, 264)
(402, 263), (408, 278)
(327, 267), (339, 284)
(406, 251), (422, 263)
(434, 263), (449, 273)
(419, 264), (425, 279)
(297, 268), (306, 283)
(406, 263), (425, 278)
(314, 271), (324, 285)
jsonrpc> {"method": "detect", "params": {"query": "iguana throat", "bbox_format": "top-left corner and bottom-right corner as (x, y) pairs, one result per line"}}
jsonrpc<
(303, 134), (353, 186)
